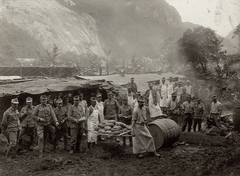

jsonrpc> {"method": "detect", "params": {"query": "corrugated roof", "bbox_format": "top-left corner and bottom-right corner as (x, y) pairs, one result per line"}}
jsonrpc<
(0, 78), (111, 97)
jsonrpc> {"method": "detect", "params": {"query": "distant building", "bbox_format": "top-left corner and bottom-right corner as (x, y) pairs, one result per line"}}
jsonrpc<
(15, 58), (38, 67)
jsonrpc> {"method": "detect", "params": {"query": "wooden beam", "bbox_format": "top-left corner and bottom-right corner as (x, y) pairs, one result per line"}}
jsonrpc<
(178, 132), (234, 146)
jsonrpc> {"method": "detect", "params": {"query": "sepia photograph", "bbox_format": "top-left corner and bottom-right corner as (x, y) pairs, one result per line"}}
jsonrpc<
(0, 0), (240, 175)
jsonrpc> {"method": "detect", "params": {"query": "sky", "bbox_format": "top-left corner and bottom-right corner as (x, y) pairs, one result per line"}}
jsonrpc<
(165, 0), (240, 37)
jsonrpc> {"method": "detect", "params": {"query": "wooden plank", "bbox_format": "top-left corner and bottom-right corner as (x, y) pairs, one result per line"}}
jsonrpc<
(178, 132), (234, 146)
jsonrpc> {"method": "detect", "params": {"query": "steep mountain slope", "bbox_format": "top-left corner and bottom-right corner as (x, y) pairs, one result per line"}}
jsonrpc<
(59, 0), (184, 59)
(0, 0), (105, 58)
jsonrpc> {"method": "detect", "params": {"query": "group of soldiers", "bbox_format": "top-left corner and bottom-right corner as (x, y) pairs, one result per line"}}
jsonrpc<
(0, 76), (223, 160)
(154, 77), (222, 133)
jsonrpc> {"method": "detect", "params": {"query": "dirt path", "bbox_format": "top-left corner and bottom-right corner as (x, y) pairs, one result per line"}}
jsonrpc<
(1, 140), (239, 176)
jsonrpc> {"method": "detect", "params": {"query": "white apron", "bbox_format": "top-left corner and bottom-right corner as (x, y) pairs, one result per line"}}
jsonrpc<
(167, 82), (174, 100)
(96, 101), (104, 123)
(160, 84), (168, 107)
(149, 90), (162, 118)
(87, 109), (99, 143)
(128, 93), (134, 107)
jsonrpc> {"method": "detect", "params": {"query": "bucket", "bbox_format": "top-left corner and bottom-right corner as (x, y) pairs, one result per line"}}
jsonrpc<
(233, 108), (240, 132)
(148, 119), (180, 149)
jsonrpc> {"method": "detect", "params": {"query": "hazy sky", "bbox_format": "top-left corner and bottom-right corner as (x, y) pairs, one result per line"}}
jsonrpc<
(165, 0), (217, 27)
(165, 0), (240, 37)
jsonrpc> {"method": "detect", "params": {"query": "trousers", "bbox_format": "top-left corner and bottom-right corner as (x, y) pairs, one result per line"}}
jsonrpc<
(37, 125), (55, 153)
(193, 119), (202, 132)
(70, 128), (83, 149)
(182, 113), (193, 132)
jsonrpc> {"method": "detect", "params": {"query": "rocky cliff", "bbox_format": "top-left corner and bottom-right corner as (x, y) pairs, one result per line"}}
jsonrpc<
(60, 0), (184, 59)
(0, 0), (105, 58)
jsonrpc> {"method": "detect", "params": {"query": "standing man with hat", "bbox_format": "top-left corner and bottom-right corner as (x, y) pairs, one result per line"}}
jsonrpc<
(167, 93), (180, 123)
(181, 95), (194, 132)
(185, 80), (193, 98)
(1, 98), (21, 160)
(145, 82), (162, 119)
(174, 81), (183, 103)
(118, 95), (133, 146)
(104, 91), (119, 121)
(68, 95), (86, 155)
(132, 96), (160, 158)
(132, 91), (142, 111)
(193, 98), (205, 132)
(114, 89), (122, 106)
(96, 93), (104, 123)
(33, 95), (59, 158)
(19, 97), (35, 151)
(159, 77), (168, 112)
(210, 95), (222, 127)
(53, 98), (68, 150)
(167, 77), (174, 101)
(86, 97), (100, 149)
(129, 77), (138, 94)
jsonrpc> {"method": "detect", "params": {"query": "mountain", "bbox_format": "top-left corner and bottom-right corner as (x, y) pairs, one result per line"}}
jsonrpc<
(222, 28), (240, 55)
(166, 0), (240, 37)
(182, 22), (200, 30)
(58, 0), (184, 59)
(0, 0), (105, 59)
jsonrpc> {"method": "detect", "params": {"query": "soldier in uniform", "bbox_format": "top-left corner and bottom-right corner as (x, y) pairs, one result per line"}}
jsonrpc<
(19, 97), (35, 150)
(53, 98), (68, 150)
(68, 95), (86, 155)
(104, 91), (119, 120)
(118, 96), (133, 146)
(114, 89), (122, 106)
(1, 98), (21, 160)
(33, 95), (59, 158)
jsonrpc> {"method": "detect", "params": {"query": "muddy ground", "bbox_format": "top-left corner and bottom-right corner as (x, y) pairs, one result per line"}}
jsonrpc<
(0, 136), (240, 176)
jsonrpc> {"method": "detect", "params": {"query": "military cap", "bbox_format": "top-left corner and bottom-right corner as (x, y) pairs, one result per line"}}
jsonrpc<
(11, 98), (19, 104)
(26, 97), (33, 102)
(56, 98), (63, 104)
(212, 95), (217, 99)
(138, 96), (145, 102)
(108, 91), (113, 95)
(91, 97), (97, 102)
(162, 77), (166, 80)
(115, 89), (119, 92)
(73, 95), (80, 101)
(136, 91), (141, 95)
(96, 93), (102, 97)
(79, 93), (83, 97)
(172, 93), (177, 97)
(186, 80), (190, 83)
(197, 97), (201, 101)
(40, 95), (47, 100)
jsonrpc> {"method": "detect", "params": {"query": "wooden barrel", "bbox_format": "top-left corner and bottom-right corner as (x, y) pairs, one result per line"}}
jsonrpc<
(233, 108), (240, 132)
(148, 119), (180, 149)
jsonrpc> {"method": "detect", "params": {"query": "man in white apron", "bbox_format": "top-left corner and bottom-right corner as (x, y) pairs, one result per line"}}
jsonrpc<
(167, 77), (174, 100)
(174, 81), (183, 103)
(127, 88), (135, 107)
(96, 93), (104, 123)
(145, 83), (162, 119)
(159, 77), (168, 112)
(86, 97), (100, 149)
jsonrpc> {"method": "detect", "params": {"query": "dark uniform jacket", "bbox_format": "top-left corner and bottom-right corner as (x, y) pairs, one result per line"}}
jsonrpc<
(33, 104), (58, 126)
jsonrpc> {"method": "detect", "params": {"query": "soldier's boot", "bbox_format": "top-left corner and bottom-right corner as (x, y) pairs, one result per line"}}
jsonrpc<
(53, 137), (57, 150)
(11, 146), (17, 158)
(87, 142), (91, 149)
(38, 139), (44, 159)
(5, 146), (13, 162)
(63, 137), (68, 151)
(69, 146), (74, 155)
(129, 137), (133, 146)
(29, 135), (34, 151)
(75, 142), (80, 152)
